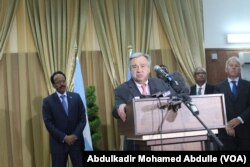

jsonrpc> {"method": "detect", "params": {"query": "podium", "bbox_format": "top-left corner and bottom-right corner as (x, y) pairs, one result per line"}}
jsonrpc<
(118, 94), (227, 151)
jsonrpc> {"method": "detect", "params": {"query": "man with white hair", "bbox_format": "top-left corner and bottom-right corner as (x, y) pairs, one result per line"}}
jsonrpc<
(215, 56), (250, 150)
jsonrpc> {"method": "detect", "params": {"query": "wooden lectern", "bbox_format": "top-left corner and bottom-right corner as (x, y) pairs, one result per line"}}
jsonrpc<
(118, 94), (227, 151)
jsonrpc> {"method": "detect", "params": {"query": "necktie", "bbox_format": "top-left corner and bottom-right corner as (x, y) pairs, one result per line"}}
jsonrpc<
(231, 81), (237, 97)
(198, 87), (202, 95)
(141, 84), (148, 95)
(60, 95), (68, 115)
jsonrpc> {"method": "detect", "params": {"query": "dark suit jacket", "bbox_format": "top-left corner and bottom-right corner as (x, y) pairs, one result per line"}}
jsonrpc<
(112, 78), (175, 119)
(42, 91), (86, 153)
(215, 79), (250, 139)
(190, 83), (215, 95)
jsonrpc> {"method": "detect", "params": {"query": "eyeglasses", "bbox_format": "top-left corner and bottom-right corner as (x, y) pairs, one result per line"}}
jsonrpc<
(54, 80), (66, 85)
(195, 72), (206, 75)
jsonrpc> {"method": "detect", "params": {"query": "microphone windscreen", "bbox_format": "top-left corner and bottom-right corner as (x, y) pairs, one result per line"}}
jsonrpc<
(154, 65), (161, 71)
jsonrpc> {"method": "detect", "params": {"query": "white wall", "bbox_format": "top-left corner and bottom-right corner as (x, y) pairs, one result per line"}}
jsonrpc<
(203, 0), (250, 48)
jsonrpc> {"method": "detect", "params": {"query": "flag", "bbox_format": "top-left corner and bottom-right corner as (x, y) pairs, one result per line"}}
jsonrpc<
(127, 69), (131, 80)
(127, 47), (134, 81)
(74, 57), (93, 151)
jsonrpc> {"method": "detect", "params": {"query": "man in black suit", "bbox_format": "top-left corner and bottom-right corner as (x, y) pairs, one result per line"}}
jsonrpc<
(42, 71), (86, 167)
(112, 52), (176, 150)
(190, 67), (215, 95)
(215, 56), (250, 150)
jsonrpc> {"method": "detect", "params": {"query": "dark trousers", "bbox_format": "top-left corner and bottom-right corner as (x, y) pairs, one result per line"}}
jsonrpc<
(52, 150), (83, 167)
(220, 138), (250, 151)
(123, 137), (140, 151)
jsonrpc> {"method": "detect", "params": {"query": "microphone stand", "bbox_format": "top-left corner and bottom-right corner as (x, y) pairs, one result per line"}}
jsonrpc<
(154, 67), (224, 150)
(183, 100), (224, 150)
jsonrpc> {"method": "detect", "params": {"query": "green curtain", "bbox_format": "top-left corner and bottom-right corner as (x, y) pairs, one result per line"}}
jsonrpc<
(26, 0), (88, 93)
(90, 0), (153, 87)
(0, 0), (19, 60)
(154, 0), (205, 84)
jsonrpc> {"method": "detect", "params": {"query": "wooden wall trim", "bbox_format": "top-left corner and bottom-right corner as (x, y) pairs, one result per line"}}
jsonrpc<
(205, 48), (250, 84)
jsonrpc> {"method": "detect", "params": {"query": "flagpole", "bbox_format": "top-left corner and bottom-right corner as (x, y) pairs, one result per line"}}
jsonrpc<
(74, 41), (78, 68)
(127, 45), (134, 81)
(73, 41), (93, 151)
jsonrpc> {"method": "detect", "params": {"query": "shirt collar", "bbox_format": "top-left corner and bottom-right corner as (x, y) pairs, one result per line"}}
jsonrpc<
(134, 80), (149, 87)
(56, 91), (67, 98)
(227, 77), (239, 83)
(196, 83), (206, 89)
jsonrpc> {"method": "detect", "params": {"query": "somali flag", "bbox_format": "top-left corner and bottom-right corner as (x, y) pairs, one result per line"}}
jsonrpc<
(74, 57), (93, 151)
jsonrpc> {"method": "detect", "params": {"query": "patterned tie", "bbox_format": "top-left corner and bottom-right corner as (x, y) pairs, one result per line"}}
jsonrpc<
(231, 81), (237, 97)
(141, 84), (148, 95)
(60, 95), (68, 115)
(198, 87), (202, 95)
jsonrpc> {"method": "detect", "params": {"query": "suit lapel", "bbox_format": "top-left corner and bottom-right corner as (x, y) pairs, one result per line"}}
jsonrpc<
(53, 93), (68, 116)
(127, 79), (141, 97)
(204, 85), (207, 94)
(148, 79), (159, 94)
(66, 92), (73, 116)
(236, 79), (244, 98)
(205, 85), (211, 94)
(194, 85), (197, 94)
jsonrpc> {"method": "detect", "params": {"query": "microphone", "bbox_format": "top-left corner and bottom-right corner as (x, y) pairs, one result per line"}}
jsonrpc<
(154, 65), (199, 115)
(151, 90), (171, 98)
(154, 65), (171, 80)
(154, 65), (189, 95)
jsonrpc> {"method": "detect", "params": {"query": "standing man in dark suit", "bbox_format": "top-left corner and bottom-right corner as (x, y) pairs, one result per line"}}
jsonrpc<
(112, 52), (176, 150)
(215, 56), (250, 150)
(190, 67), (215, 95)
(42, 71), (86, 167)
